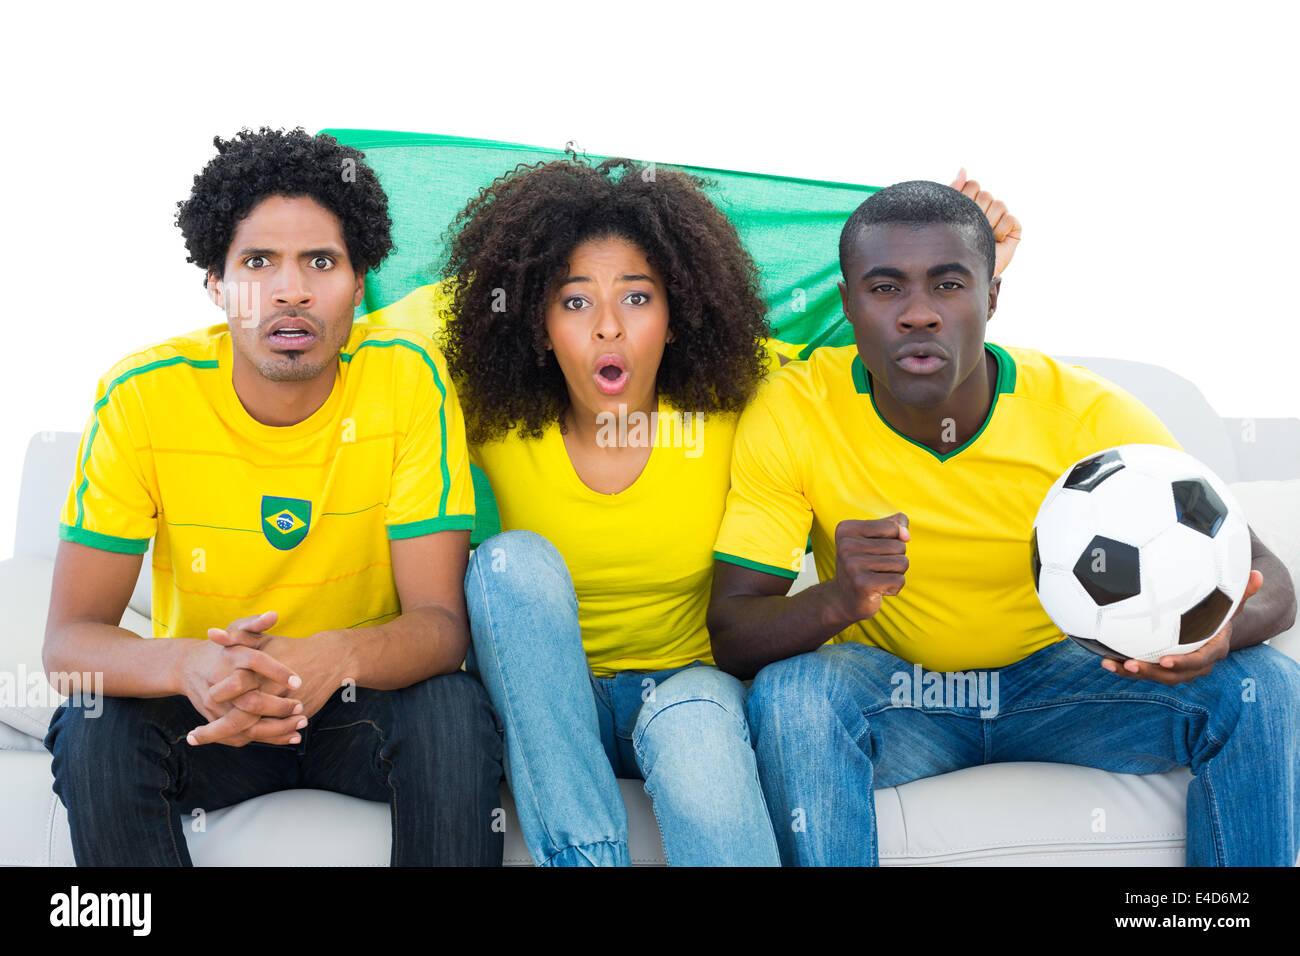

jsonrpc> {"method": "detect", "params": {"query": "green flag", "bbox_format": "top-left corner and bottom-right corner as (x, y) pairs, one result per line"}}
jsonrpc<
(322, 128), (879, 359)
(322, 128), (883, 547)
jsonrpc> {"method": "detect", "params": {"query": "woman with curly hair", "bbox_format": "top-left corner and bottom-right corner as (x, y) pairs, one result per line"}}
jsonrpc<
(442, 155), (779, 866)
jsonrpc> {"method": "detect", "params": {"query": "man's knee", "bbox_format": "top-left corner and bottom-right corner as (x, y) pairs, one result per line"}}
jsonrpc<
(49, 694), (186, 754)
(47, 695), (190, 802)
(746, 646), (855, 724)
(407, 670), (493, 716)
(748, 653), (810, 719)
(1222, 644), (1300, 727)
(747, 643), (899, 742)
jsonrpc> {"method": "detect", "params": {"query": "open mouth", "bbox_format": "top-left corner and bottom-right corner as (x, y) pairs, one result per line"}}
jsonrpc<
(593, 354), (630, 395)
(267, 324), (317, 351)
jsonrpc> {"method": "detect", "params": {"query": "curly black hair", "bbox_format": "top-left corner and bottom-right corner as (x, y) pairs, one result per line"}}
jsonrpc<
(440, 155), (771, 444)
(175, 128), (393, 283)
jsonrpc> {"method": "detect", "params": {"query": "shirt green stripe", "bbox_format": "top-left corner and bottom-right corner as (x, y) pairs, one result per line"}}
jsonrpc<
(341, 337), (453, 518)
(320, 501), (386, 518)
(60, 523), (150, 555)
(165, 522), (260, 534)
(713, 550), (799, 580)
(387, 514), (475, 540)
(75, 356), (220, 530)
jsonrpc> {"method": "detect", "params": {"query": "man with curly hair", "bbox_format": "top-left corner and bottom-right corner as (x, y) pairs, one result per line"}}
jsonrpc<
(42, 128), (504, 866)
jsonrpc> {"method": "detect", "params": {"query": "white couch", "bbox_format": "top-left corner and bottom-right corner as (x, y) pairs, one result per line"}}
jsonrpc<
(3, 356), (1297, 866)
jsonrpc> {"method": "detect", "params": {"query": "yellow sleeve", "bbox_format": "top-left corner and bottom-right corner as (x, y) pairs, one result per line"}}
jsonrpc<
(58, 371), (158, 554)
(1078, 372), (1183, 451)
(385, 343), (475, 539)
(713, 380), (812, 580)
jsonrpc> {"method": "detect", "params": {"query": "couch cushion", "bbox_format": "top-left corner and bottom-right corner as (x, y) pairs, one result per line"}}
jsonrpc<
(0, 721), (44, 753)
(5, 752), (667, 866)
(6, 748), (1197, 866)
(0, 557), (64, 740)
(12, 431), (153, 619)
(878, 762), (1188, 865)
(0, 556), (152, 741)
(2, 751), (74, 866)
(1224, 417), (1300, 482)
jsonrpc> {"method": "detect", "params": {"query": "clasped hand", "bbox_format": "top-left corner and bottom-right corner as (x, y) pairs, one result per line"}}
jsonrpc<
(179, 610), (316, 747)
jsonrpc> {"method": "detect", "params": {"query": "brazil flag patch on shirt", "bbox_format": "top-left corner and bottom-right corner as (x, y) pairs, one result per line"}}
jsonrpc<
(262, 496), (311, 550)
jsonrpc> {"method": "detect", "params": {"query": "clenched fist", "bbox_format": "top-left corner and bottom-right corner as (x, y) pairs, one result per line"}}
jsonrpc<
(828, 513), (911, 623)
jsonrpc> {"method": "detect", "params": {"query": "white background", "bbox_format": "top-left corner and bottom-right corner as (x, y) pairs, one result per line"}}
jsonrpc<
(1, 0), (1295, 557)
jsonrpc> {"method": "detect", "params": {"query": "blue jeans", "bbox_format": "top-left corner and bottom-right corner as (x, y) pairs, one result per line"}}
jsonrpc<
(747, 638), (1300, 866)
(464, 530), (780, 866)
(45, 672), (504, 866)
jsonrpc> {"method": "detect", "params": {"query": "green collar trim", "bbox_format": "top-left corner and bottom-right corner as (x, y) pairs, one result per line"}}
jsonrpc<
(851, 352), (871, 394)
(988, 342), (1017, 394)
(851, 343), (1017, 463)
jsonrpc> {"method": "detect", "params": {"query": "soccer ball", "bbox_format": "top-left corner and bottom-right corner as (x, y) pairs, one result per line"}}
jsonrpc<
(1030, 444), (1251, 663)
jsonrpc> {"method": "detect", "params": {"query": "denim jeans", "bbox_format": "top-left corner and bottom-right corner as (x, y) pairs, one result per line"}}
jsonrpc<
(746, 637), (1300, 866)
(45, 671), (504, 866)
(464, 530), (780, 866)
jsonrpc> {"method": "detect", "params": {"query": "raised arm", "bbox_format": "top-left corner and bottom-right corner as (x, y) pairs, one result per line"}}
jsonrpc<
(949, 169), (1022, 278)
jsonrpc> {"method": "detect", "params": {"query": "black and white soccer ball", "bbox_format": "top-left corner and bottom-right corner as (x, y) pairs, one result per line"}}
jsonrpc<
(1031, 444), (1251, 663)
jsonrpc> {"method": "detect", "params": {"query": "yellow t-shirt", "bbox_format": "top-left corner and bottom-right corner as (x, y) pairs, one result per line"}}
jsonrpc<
(472, 404), (733, 676)
(59, 324), (475, 639)
(713, 343), (1181, 671)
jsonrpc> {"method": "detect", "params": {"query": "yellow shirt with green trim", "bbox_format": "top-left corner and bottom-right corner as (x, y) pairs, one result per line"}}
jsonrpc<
(471, 403), (732, 676)
(713, 343), (1181, 671)
(59, 323), (474, 639)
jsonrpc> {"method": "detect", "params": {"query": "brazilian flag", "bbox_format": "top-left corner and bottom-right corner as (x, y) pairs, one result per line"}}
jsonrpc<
(323, 129), (881, 545)
(262, 496), (312, 551)
(323, 129), (880, 361)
